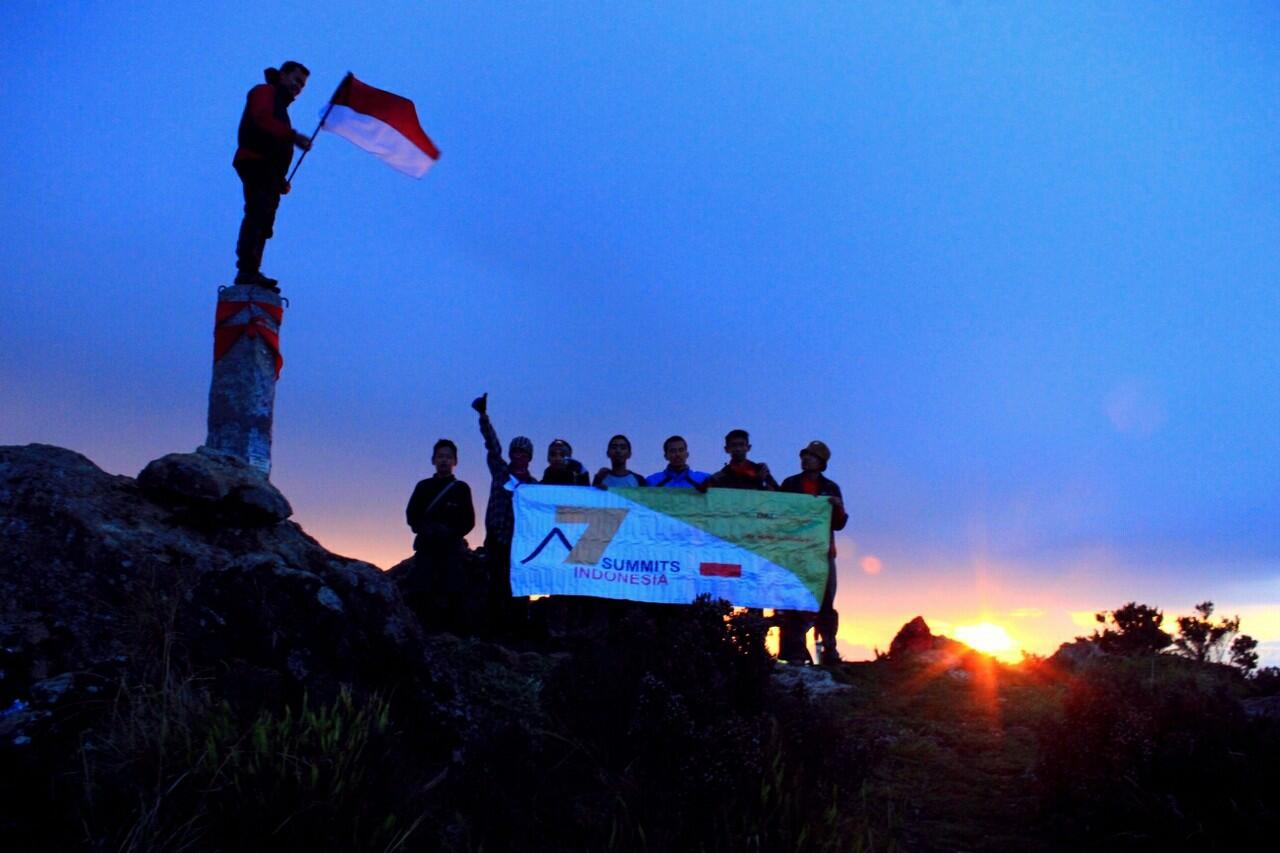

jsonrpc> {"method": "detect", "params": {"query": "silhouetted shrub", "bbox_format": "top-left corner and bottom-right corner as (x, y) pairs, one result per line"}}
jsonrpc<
(1253, 666), (1280, 697)
(439, 596), (869, 851)
(1091, 602), (1173, 656)
(1036, 657), (1280, 847)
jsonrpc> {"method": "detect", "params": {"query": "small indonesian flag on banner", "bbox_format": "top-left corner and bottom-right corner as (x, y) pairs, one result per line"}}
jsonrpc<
(321, 73), (439, 178)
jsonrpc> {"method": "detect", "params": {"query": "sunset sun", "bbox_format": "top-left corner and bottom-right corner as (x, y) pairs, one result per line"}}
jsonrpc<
(955, 622), (1016, 657)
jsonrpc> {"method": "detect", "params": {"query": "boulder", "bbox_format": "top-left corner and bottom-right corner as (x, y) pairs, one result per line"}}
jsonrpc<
(137, 448), (292, 525)
(772, 665), (854, 697)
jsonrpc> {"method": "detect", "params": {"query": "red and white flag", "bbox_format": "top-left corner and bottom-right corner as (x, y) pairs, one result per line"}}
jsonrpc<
(321, 74), (440, 178)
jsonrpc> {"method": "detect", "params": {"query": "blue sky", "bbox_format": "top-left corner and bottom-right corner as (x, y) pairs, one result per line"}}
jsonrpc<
(2, 2), (1277, 660)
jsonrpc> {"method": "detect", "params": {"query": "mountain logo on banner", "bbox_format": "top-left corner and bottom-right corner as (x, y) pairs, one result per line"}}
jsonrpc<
(518, 506), (630, 565)
(519, 528), (573, 564)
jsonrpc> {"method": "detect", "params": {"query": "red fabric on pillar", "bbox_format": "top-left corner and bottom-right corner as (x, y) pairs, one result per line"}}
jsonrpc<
(213, 299), (284, 378)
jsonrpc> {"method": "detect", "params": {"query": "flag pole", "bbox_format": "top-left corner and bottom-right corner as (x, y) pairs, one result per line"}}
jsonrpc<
(286, 71), (353, 185)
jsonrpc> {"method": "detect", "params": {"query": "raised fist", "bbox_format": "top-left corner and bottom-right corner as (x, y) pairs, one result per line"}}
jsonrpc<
(471, 392), (488, 415)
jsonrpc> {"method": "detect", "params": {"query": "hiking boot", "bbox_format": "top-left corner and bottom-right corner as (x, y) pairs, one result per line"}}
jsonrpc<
(233, 271), (280, 291)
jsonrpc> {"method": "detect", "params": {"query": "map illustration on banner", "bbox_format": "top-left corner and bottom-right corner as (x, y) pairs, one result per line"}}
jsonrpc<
(510, 485), (833, 609)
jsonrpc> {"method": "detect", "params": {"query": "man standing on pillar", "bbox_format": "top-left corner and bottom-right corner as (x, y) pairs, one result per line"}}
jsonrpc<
(233, 61), (312, 291)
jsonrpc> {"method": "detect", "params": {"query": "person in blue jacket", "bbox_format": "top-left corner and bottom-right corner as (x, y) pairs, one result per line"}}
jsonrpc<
(645, 435), (710, 488)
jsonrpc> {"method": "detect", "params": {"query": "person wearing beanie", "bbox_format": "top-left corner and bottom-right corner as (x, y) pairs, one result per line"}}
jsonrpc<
(541, 438), (590, 485)
(471, 393), (537, 628)
(232, 61), (313, 290)
(778, 440), (848, 665)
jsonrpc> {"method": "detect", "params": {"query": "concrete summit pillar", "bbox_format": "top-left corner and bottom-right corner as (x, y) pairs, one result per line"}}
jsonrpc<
(202, 284), (285, 477)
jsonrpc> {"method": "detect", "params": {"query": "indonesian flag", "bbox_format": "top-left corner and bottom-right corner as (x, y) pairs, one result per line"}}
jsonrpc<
(321, 73), (440, 178)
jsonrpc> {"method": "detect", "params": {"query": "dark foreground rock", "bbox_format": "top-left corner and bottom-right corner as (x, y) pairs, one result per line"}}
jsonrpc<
(0, 444), (485, 849)
(0, 444), (427, 710)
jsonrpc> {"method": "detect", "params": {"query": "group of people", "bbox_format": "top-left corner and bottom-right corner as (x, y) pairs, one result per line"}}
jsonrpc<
(405, 394), (847, 665)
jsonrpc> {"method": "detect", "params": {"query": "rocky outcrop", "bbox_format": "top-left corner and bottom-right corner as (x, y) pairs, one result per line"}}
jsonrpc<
(888, 616), (937, 658)
(886, 616), (974, 666)
(0, 443), (443, 747)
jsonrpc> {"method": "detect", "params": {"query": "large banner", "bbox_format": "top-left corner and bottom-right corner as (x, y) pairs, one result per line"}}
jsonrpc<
(510, 485), (832, 609)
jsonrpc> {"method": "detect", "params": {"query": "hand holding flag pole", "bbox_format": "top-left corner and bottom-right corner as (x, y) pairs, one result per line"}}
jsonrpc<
(286, 72), (353, 186)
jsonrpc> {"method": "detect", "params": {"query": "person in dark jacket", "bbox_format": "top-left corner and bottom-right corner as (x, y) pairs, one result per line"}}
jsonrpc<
(592, 434), (648, 488)
(233, 61), (313, 290)
(699, 428), (778, 491)
(472, 393), (537, 631)
(405, 438), (475, 631)
(541, 439), (590, 485)
(778, 440), (848, 665)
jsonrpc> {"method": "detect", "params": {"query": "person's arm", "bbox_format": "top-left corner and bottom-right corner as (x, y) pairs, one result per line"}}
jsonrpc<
(828, 482), (848, 531)
(405, 481), (427, 533)
(246, 84), (295, 140)
(472, 393), (507, 479)
(479, 414), (506, 476)
(759, 462), (779, 491)
(593, 468), (610, 488)
(450, 482), (476, 539)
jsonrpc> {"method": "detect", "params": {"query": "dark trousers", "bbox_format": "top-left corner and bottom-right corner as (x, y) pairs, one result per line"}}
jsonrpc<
(777, 610), (814, 663)
(484, 538), (530, 638)
(234, 162), (282, 276)
(777, 556), (840, 664)
(815, 556), (839, 663)
(408, 543), (469, 634)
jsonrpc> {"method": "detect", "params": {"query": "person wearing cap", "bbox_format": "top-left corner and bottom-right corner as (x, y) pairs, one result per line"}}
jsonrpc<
(472, 393), (538, 629)
(232, 61), (313, 290)
(778, 440), (848, 665)
(541, 438), (590, 485)
(646, 435), (710, 488)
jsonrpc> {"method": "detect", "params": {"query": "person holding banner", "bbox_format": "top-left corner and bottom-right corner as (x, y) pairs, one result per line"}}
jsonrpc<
(645, 435), (710, 488)
(700, 429), (778, 492)
(542, 439), (590, 486)
(593, 435), (648, 488)
(472, 394), (538, 630)
(779, 441), (848, 665)
(700, 428), (778, 652)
